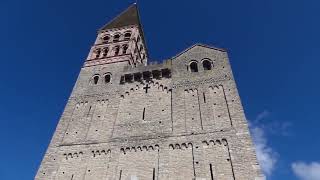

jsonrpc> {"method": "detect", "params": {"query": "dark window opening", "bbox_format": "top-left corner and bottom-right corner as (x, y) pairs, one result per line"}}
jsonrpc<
(190, 62), (198, 72)
(105, 74), (111, 83)
(93, 76), (99, 84)
(203, 92), (206, 103)
(95, 49), (101, 59)
(152, 70), (161, 79)
(137, 36), (141, 42)
(142, 107), (145, 120)
(103, 36), (110, 42)
(143, 71), (151, 80)
(210, 164), (214, 180)
(124, 74), (133, 83)
(124, 32), (131, 40)
(153, 168), (155, 180)
(161, 68), (171, 78)
(114, 46), (120, 56)
(140, 44), (144, 51)
(120, 76), (125, 84)
(122, 44), (128, 54)
(134, 73), (142, 81)
(203, 60), (212, 70)
(119, 170), (122, 180)
(113, 34), (120, 42)
(103, 47), (109, 57)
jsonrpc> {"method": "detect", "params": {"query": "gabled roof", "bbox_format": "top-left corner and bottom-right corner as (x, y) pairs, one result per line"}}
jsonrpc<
(100, 4), (140, 31)
(171, 43), (227, 59)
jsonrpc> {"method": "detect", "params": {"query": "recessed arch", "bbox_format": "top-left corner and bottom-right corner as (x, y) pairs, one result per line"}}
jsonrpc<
(124, 31), (132, 40)
(202, 58), (213, 70)
(104, 73), (112, 83)
(102, 35), (110, 43)
(92, 75), (100, 85)
(122, 44), (129, 54)
(113, 33), (121, 42)
(114, 45), (120, 56)
(189, 61), (198, 72)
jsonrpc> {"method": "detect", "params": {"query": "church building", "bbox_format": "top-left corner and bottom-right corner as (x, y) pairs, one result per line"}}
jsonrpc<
(36, 4), (264, 180)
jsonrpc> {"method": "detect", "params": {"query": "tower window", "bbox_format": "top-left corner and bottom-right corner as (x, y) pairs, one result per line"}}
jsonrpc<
(202, 59), (212, 70)
(104, 74), (111, 83)
(140, 44), (144, 51)
(190, 61), (198, 72)
(102, 35), (110, 43)
(93, 75), (99, 85)
(137, 36), (141, 42)
(122, 44), (128, 54)
(124, 32), (131, 40)
(113, 34), (120, 42)
(103, 47), (109, 57)
(114, 45), (120, 56)
(94, 48), (101, 59)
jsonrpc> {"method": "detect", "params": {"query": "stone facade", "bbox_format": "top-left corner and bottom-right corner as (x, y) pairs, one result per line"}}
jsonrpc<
(35, 4), (264, 180)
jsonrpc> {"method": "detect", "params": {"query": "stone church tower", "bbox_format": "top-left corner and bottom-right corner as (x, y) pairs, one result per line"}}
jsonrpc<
(36, 4), (264, 180)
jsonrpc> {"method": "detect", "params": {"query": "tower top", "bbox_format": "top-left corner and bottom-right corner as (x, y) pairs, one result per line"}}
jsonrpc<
(100, 4), (141, 31)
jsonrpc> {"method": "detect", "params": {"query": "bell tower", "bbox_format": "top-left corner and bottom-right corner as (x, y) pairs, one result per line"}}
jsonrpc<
(84, 4), (148, 68)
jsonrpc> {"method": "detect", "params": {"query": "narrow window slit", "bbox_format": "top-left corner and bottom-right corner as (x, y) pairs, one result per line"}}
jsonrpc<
(153, 168), (155, 180)
(119, 170), (122, 180)
(87, 106), (92, 116)
(142, 107), (145, 120)
(203, 92), (206, 103)
(210, 164), (214, 180)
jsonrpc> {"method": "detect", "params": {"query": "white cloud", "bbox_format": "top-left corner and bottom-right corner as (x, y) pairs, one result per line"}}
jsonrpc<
(249, 110), (278, 176)
(251, 126), (278, 176)
(292, 162), (320, 180)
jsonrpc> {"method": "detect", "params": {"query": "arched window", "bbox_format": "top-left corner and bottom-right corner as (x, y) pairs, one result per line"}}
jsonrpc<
(124, 32), (131, 40)
(190, 61), (198, 72)
(202, 59), (212, 70)
(94, 48), (101, 59)
(113, 34), (120, 42)
(122, 44), (128, 54)
(114, 45), (120, 56)
(102, 35), (110, 43)
(102, 47), (109, 57)
(93, 75), (99, 85)
(104, 74), (111, 83)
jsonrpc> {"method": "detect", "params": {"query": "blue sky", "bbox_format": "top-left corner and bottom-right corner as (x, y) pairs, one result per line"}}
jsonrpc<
(1, 0), (319, 179)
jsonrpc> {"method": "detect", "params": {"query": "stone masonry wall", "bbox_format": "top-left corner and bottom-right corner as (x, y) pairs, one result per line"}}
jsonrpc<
(35, 44), (264, 180)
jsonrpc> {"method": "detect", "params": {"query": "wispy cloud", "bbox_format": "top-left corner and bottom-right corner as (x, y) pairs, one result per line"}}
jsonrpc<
(292, 162), (320, 180)
(250, 110), (278, 177)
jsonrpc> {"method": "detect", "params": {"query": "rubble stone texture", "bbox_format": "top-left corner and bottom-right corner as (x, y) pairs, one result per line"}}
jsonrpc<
(36, 4), (264, 180)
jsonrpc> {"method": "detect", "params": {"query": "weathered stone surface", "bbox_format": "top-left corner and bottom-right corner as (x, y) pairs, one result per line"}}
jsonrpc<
(35, 4), (263, 180)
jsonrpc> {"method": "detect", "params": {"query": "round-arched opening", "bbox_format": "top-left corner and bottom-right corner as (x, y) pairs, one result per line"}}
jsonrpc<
(114, 46), (120, 56)
(113, 34), (120, 42)
(94, 48), (101, 59)
(104, 74), (111, 83)
(202, 59), (212, 70)
(190, 61), (198, 72)
(93, 75), (99, 85)
(124, 32), (131, 40)
(103, 47), (109, 57)
(102, 35), (110, 42)
(122, 44), (128, 54)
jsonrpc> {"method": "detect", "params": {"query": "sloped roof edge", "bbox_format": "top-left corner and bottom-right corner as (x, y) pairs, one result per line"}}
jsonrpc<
(171, 43), (227, 60)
